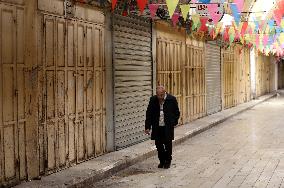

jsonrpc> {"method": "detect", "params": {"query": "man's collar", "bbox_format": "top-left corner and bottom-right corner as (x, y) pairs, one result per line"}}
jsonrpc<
(164, 93), (167, 100)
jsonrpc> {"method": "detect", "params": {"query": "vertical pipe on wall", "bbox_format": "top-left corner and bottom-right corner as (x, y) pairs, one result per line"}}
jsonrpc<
(250, 48), (256, 99)
(105, 12), (114, 152)
(152, 21), (157, 95)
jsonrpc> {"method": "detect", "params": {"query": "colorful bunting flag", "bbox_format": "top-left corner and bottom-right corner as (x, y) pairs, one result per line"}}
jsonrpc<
(263, 35), (269, 47)
(166, 0), (179, 18)
(112, 0), (117, 11)
(180, 5), (190, 20)
(240, 22), (248, 37)
(234, 0), (244, 12)
(207, 4), (221, 25)
(273, 9), (282, 26)
(191, 14), (200, 30)
(172, 13), (180, 27)
(148, 4), (159, 19)
(199, 0), (211, 3)
(230, 3), (241, 26)
(137, 0), (148, 14)
(199, 17), (209, 32)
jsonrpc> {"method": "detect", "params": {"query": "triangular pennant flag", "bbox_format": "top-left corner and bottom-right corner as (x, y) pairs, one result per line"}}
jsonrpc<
(234, 0), (244, 12)
(276, 26), (282, 33)
(191, 14), (200, 30)
(180, 5), (190, 20)
(281, 18), (284, 28)
(268, 19), (275, 29)
(112, 0), (118, 11)
(148, 4), (159, 19)
(199, 0), (211, 3)
(166, 0), (179, 18)
(223, 27), (230, 41)
(263, 35), (269, 47)
(207, 4), (221, 25)
(230, 3), (241, 25)
(229, 34), (235, 44)
(199, 17), (209, 32)
(172, 13), (180, 27)
(279, 0), (284, 15)
(274, 9), (282, 26)
(259, 20), (267, 33)
(137, 0), (148, 14)
(256, 35), (259, 48)
(279, 33), (284, 44)
(240, 22), (248, 36)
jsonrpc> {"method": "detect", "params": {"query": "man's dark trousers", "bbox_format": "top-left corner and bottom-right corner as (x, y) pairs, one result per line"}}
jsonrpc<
(155, 126), (172, 164)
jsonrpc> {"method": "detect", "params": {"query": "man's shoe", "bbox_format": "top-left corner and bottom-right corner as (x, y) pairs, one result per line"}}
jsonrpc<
(158, 163), (164, 168)
(164, 161), (171, 169)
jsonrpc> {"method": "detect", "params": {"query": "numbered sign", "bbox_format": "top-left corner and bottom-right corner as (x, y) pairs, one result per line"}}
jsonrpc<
(195, 1), (224, 20)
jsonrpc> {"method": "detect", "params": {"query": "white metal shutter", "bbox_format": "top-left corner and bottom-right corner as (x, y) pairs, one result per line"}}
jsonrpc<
(113, 14), (152, 149)
(205, 41), (222, 115)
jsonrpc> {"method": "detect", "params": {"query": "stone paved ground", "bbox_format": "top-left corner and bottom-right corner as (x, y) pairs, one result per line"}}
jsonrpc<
(92, 92), (284, 188)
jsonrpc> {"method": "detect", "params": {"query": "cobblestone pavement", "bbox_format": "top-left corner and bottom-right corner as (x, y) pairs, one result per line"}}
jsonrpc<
(92, 93), (284, 188)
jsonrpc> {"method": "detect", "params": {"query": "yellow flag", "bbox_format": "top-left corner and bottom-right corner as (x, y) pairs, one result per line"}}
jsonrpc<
(229, 26), (235, 35)
(180, 5), (190, 20)
(240, 36), (245, 44)
(166, 0), (179, 18)
(238, 22), (243, 32)
(281, 19), (284, 29)
(215, 22), (223, 36)
(192, 14), (200, 26)
(249, 22), (255, 32)
(280, 33), (284, 44)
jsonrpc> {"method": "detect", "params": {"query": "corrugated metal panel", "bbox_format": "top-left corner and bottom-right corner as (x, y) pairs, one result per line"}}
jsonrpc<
(113, 14), (152, 149)
(205, 41), (221, 115)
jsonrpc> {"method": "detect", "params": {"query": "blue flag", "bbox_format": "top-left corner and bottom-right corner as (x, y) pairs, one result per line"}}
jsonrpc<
(230, 3), (241, 25)
(198, 0), (211, 3)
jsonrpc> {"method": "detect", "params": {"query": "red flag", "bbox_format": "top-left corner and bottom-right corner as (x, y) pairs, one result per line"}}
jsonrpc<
(137, 0), (148, 14)
(274, 9), (282, 26)
(199, 17), (208, 32)
(112, 0), (118, 11)
(240, 22), (248, 36)
(223, 27), (230, 41)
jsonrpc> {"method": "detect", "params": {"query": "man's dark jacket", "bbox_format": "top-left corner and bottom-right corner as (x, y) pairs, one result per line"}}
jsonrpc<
(145, 94), (180, 140)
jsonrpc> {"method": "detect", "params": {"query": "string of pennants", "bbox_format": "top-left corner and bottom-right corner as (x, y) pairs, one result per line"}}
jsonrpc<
(112, 0), (284, 57)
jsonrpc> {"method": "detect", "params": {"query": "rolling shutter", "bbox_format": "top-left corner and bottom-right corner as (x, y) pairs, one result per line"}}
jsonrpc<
(206, 41), (221, 115)
(113, 14), (152, 149)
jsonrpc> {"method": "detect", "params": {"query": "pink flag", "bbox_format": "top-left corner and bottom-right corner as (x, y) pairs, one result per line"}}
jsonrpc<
(207, 4), (221, 25)
(256, 35), (259, 48)
(172, 13), (180, 27)
(148, 4), (159, 19)
(234, 0), (244, 12)
(263, 35), (269, 47)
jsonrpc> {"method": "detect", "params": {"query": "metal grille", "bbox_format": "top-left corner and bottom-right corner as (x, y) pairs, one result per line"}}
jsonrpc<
(205, 41), (221, 115)
(113, 14), (152, 149)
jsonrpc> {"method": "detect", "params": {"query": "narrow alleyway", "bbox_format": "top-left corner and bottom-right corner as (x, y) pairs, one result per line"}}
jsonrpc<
(93, 91), (284, 188)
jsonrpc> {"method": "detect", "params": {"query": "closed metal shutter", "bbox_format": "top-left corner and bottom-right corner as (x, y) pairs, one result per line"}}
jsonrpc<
(205, 41), (221, 115)
(113, 14), (152, 149)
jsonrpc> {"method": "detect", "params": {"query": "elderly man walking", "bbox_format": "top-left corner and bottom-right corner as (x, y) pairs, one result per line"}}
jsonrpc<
(145, 86), (180, 169)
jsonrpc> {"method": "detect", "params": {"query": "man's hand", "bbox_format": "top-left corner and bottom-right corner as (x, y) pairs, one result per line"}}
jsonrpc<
(145, 129), (150, 135)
